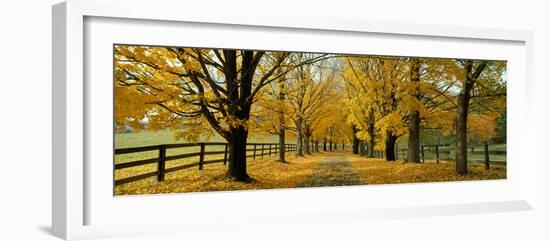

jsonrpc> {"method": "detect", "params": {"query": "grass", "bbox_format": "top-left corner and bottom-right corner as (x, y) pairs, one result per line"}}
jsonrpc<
(115, 129), (280, 148)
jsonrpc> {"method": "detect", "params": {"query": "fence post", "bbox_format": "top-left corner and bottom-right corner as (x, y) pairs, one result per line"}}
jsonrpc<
(421, 146), (425, 163)
(484, 142), (490, 170)
(198, 143), (205, 170)
(253, 144), (256, 159)
(435, 145), (439, 164)
(269, 144), (272, 156)
(261, 144), (264, 157)
(158, 145), (166, 181)
(223, 143), (228, 165)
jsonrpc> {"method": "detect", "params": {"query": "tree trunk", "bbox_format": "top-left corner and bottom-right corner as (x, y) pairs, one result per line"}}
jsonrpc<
(385, 131), (398, 161)
(222, 50), (258, 182)
(295, 118), (304, 156)
(352, 125), (360, 154)
(304, 134), (311, 155)
(323, 138), (327, 151)
(227, 127), (251, 181)
(367, 109), (375, 158)
(359, 140), (366, 156)
(329, 140), (333, 151)
(455, 60), (487, 175)
(278, 127), (286, 163)
(315, 140), (319, 152)
(407, 58), (421, 163)
(277, 77), (286, 163)
(456, 91), (470, 175)
(407, 110), (421, 163)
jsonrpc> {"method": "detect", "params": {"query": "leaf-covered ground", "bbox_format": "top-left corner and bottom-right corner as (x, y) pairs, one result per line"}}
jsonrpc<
(297, 157), (362, 187)
(115, 151), (506, 195)
(115, 154), (319, 195)
(347, 154), (506, 184)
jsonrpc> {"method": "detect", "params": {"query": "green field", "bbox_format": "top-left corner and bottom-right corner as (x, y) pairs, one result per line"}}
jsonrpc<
(115, 129), (282, 148)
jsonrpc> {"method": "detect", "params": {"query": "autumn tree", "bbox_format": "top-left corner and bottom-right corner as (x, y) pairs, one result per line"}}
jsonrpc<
(341, 58), (377, 158)
(114, 46), (330, 181)
(401, 57), (461, 163)
(286, 56), (337, 156)
(251, 68), (295, 163)
(406, 58), (422, 163)
(452, 59), (506, 175)
(342, 56), (412, 161)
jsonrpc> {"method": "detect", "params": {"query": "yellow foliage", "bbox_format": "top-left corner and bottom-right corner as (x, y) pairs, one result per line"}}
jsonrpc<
(467, 113), (498, 142)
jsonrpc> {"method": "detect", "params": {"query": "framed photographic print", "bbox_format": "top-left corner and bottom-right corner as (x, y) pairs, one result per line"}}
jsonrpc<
(52, 0), (535, 240)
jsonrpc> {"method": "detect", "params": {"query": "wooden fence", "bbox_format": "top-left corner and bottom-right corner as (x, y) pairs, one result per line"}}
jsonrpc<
(114, 142), (297, 186)
(396, 143), (506, 168)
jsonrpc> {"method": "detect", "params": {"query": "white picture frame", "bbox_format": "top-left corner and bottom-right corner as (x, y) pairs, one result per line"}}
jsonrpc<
(52, 0), (535, 240)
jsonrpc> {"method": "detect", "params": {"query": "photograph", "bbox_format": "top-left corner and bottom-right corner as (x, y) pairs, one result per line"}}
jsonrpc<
(113, 45), (507, 195)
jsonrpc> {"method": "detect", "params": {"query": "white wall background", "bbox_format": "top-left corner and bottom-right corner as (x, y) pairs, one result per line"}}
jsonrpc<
(0, 0), (548, 240)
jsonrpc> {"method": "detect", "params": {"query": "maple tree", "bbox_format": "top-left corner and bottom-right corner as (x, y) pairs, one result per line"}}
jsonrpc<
(450, 59), (506, 175)
(285, 56), (339, 156)
(342, 56), (412, 161)
(114, 46), (329, 181)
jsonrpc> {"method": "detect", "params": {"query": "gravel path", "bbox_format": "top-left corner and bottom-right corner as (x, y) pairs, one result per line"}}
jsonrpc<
(297, 154), (364, 187)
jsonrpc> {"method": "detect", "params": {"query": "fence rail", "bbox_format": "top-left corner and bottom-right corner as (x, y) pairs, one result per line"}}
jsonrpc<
(115, 142), (297, 186)
(395, 143), (506, 168)
(356, 143), (506, 169)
